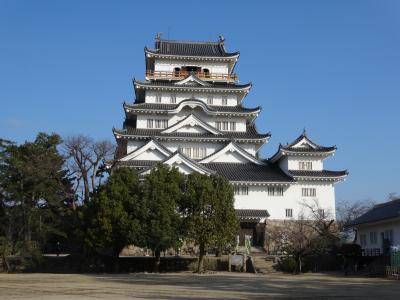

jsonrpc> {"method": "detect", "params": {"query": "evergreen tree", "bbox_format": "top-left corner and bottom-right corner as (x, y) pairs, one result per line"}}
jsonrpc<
(83, 167), (143, 271)
(142, 164), (185, 272)
(182, 173), (239, 273)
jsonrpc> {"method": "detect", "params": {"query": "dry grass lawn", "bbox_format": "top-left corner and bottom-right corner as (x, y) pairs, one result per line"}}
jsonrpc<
(0, 272), (398, 299)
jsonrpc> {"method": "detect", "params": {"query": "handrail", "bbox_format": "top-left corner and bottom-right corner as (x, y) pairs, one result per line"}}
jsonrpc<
(146, 70), (237, 81)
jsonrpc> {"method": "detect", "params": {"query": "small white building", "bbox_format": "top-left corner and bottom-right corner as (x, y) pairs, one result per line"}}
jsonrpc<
(112, 34), (347, 247)
(349, 199), (400, 256)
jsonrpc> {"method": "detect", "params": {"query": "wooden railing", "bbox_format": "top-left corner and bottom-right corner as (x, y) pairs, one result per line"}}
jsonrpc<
(146, 70), (237, 81)
(362, 248), (381, 257)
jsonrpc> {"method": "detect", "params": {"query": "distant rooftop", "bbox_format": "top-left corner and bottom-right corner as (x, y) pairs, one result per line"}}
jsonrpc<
(348, 198), (400, 226)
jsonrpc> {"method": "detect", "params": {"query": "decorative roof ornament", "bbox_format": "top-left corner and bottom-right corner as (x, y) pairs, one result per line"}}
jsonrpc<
(155, 32), (162, 41)
(219, 35), (225, 45)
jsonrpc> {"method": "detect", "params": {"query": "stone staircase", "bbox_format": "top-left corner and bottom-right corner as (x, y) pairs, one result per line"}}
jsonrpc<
(251, 254), (280, 274)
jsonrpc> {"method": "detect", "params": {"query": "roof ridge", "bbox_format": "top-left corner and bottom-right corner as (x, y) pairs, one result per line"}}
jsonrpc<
(374, 198), (400, 208)
(158, 39), (221, 45)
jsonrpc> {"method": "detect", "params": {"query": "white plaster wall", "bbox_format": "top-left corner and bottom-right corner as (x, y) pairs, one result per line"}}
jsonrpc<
(355, 221), (400, 252)
(134, 149), (166, 161)
(126, 140), (146, 153)
(211, 151), (251, 163)
(154, 59), (229, 74)
(145, 91), (238, 106)
(279, 156), (324, 171)
(234, 182), (336, 220)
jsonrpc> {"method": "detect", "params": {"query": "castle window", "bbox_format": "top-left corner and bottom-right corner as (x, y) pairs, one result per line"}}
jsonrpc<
(317, 209), (325, 218)
(222, 96), (228, 105)
(302, 188), (316, 197)
(170, 94), (176, 103)
(268, 187), (283, 196)
(359, 233), (367, 246)
(156, 93), (162, 103)
(370, 232), (378, 244)
(285, 208), (293, 218)
(174, 67), (181, 76)
(229, 122), (236, 131)
(299, 161), (313, 170)
(215, 121), (221, 130)
(203, 68), (210, 78)
(207, 96), (213, 105)
(222, 121), (229, 131)
(192, 147), (206, 159)
(234, 186), (249, 195)
(147, 119), (154, 128)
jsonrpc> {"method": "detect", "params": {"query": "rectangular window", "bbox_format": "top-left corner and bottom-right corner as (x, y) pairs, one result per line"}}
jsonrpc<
(222, 121), (229, 131)
(285, 208), (293, 218)
(302, 188), (316, 197)
(268, 187), (284, 196)
(384, 229), (394, 242)
(317, 209), (325, 218)
(370, 232), (377, 245)
(156, 93), (162, 103)
(299, 161), (313, 170)
(215, 121), (222, 130)
(151, 119), (168, 129)
(229, 122), (236, 131)
(360, 233), (367, 246)
(147, 119), (153, 128)
(170, 94), (176, 103)
(234, 186), (248, 195)
(207, 96), (213, 105)
(222, 96), (228, 105)
(182, 147), (191, 157)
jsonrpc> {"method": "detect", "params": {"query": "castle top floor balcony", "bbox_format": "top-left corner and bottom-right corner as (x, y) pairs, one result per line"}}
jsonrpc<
(146, 70), (238, 83)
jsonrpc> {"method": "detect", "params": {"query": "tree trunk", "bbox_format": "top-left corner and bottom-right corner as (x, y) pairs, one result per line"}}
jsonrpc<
(113, 250), (120, 273)
(82, 171), (90, 202)
(299, 256), (302, 274)
(197, 243), (206, 273)
(154, 250), (161, 273)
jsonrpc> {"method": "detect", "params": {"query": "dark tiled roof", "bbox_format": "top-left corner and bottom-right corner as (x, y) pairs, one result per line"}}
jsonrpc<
(114, 125), (270, 141)
(147, 39), (239, 57)
(203, 163), (293, 182)
(134, 80), (251, 90)
(289, 170), (348, 178)
(114, 160), (292, 183)
(348, 199), (400, 226)
(281, 146), (337, 153)
(124, 101), (260, 114)
(236, 209), (270, 220)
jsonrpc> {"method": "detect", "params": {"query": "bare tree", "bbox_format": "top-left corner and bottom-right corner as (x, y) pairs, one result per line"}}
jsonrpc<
(336, 199), (375, 229)
(63, 135), (115, 204)
(280, 200), (339, 273)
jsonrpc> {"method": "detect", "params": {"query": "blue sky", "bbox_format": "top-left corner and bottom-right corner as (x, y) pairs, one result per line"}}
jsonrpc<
(0, 0), (399, 203)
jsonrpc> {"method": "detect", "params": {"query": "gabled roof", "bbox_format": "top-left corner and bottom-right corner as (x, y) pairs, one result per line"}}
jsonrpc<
(140, 151), (216, 176)
(200, 142), (264, 165)
(113, 159), (293, 184)
(269, 130), (337, 162)
(145, 37), (239, 58)
(123, 100), (261, 117)
(118, 138), (172, 162)
(113, 125), (271, 143)
(174, 74), (211, 86)
(348, 199), (400, 226)
(289, 170), (348, 181)
(161, 114), (222, 135)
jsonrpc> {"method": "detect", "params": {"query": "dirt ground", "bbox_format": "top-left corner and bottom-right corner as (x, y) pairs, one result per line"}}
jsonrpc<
(0, 272), (399, 299)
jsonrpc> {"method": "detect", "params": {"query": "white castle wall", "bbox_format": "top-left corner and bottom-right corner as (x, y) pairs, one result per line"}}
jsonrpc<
(234, 182), (336, 220)
(278, 156), (324, 171)
(145, 91), (238, 106)
(154, 59), (229, 75)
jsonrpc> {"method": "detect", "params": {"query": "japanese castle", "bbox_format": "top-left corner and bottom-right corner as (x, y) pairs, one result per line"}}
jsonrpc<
(112, 34), (347, 247)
